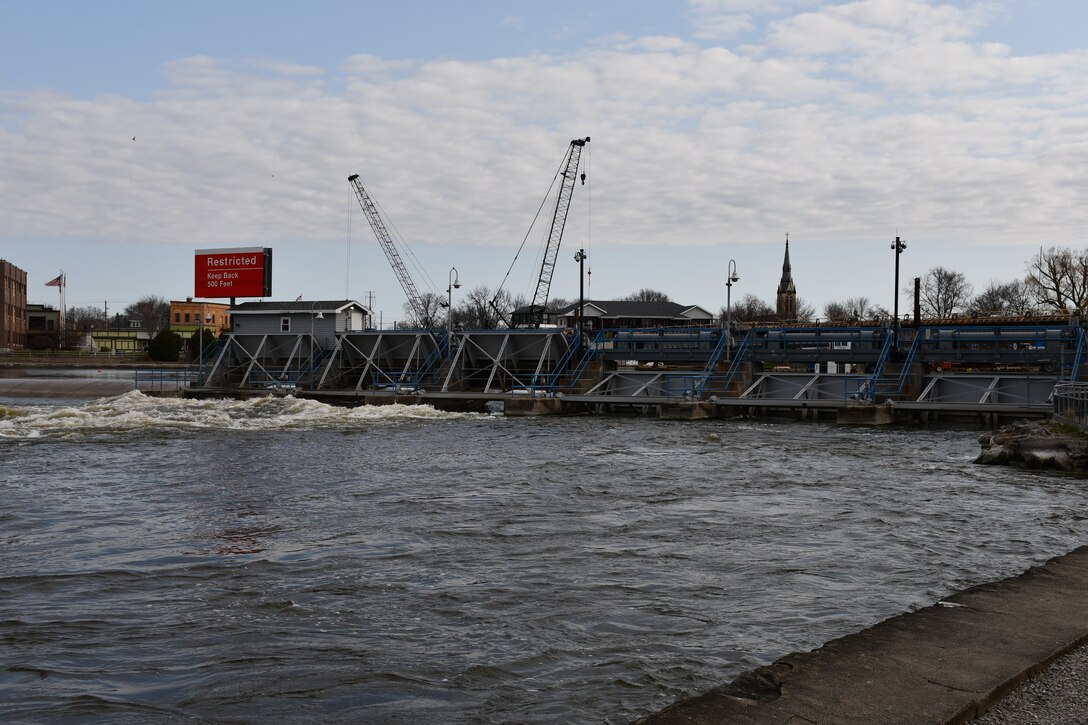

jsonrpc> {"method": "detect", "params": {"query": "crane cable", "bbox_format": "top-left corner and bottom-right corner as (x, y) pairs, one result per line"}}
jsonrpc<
(370, 187), (441, 296)
(492, 148), (571, 307)
(586, 142), (592, 296)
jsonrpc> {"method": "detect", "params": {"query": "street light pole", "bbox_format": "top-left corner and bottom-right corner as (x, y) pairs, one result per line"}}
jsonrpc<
(726, 259), (740, 363)
(891, 236), (907, 353)
(575, 249), (586, 338)
(447, 267), (460, 342)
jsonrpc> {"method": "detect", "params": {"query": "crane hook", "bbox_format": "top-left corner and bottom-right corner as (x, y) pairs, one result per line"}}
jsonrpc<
(580, 172), (586, 185)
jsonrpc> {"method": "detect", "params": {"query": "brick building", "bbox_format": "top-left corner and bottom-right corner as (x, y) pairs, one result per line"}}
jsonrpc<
(169, 298), (232, 338)
(0, 260), (28, 349)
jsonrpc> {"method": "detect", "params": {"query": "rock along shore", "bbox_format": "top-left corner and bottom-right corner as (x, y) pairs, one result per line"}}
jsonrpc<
(976, 419), (1088, 472)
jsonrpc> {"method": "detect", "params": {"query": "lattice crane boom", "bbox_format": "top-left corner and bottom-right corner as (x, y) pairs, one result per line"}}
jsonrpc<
(348, 174), (428, 324)
(526, 137), (588, 327)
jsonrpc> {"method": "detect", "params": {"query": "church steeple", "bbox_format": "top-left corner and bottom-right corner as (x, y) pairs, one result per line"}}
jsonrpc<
(776, 234), (797, 321)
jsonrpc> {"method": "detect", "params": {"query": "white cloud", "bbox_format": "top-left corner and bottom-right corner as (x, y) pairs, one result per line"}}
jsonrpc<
(2, 1), (1087, 310)
(689, 0), (819, 14)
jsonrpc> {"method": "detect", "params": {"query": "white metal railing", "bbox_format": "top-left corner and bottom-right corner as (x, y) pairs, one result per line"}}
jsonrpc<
(1052, 382), (1088, 431)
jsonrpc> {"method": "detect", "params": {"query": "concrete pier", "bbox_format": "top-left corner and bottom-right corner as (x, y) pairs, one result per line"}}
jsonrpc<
(658, 401), (718, 420)
(504, 396), (565, 416)
(836, 403), (895, 425)
(639, 546), (1088, 724)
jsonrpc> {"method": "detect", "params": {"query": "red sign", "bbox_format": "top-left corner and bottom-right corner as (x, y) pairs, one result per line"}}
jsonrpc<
(195, 247), (272, 298)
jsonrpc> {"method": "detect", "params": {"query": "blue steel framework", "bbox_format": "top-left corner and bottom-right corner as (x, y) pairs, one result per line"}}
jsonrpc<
(191, 320), (1085, 412)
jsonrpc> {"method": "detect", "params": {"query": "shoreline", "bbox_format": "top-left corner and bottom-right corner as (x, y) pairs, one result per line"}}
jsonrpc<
(0, 359), (187, 369)
(639, 545), (1088, 724)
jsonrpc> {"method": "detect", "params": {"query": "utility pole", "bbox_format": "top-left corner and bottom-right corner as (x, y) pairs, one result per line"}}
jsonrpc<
(364, 291), (376, 328)
(891, 236), (907, 354)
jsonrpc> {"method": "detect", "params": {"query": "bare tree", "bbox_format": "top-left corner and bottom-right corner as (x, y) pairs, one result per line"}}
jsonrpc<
(66, 305), (105, 332)
(919, 267), (973, 318)
(450, 286), (508, 329)
(1026, 247), (1088, 313)
(967, 279), (1038, 317)
(398, 292), (446, 329)
(823, 297), (884, 322)
(546, 297), (572, 312)
(621, 288), (671, 303)
(724, 293), (775, 322)
(123, 295), (170, 333)
(795, 297), (816, 323)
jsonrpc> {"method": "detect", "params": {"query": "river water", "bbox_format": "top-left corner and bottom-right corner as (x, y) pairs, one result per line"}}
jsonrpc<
(2, 391), (1086, 723)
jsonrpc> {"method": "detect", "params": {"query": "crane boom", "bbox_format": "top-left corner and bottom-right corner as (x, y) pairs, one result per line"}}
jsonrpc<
(525, 137), (588, 327)
(348, 174), (428, 324)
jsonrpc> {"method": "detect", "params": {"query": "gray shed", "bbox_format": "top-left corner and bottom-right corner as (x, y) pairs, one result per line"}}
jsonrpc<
(229, 300), (372, 340)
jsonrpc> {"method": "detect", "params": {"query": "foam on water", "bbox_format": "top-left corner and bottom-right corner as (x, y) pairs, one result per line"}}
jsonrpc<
(0, 390), (485, 438)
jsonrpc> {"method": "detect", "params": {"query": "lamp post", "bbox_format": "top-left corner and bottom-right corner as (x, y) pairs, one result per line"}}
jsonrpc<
(891, 236), (907, 354)
(574, 249), (586, 339)
(447, 267), (460, 341)
(726, 259), (740, 362)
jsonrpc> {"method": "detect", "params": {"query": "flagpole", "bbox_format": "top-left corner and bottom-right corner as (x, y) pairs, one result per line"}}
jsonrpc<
(60, 271), (66, 347)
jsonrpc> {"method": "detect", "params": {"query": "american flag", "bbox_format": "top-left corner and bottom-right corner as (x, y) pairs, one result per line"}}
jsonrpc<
(45, 273), (65, 288)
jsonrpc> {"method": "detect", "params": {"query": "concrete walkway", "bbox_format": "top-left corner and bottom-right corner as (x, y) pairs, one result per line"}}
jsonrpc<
(639, 546), (1088, 725)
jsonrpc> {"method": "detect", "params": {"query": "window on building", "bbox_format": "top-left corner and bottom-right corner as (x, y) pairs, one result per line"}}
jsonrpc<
(174, 313), (181, 323)
(184, 312), (191, 323)
(281, 317), (291, 332)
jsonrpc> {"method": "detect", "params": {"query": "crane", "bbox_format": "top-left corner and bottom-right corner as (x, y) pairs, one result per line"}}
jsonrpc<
(348, 174), (429, 325)
(491, 137), (589, 328)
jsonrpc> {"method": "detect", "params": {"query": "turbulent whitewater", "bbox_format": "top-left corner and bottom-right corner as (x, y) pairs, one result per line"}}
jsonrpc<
(0, 390), (483, 438)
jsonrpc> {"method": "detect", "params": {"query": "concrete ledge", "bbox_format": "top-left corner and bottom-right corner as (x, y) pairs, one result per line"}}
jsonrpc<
(639, 546), (1088, 724)
(659, 401), (718, 420)
(503, 396), (565, 416)
(836, 403), (894, 425)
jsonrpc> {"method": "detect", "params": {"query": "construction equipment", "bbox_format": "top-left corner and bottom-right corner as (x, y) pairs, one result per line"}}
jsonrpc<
(348, 174), (429, 325)
(492, 137), (589, 327)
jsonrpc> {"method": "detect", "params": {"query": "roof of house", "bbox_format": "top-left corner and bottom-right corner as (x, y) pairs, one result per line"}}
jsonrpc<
(230, 300), (370, 314)
(553, 300), (713, 318)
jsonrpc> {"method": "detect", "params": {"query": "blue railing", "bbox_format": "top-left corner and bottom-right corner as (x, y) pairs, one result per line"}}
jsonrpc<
(567, 330), (605, 389)
(857, 332), (893, 402)
(693, 330), (729, 396)
(894, 331), (923, 398)
(534, 329), (582, 389)
(1067, 327), (1085, 382)
(718, 329), (753, 397)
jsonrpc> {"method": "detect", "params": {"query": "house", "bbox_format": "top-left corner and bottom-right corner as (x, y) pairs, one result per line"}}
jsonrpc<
(26, 303), (60, 348)
(229, 300), (373, 339)
(552, 300), (716, 330)
(169, 298), (232, 338)
(90, 321), (152, 353)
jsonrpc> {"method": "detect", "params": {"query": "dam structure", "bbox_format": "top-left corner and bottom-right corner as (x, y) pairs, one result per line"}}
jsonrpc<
(176, 315), (1086, 423)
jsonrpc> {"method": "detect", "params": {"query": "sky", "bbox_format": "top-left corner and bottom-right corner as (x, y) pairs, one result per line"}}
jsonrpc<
(2, 0), (1086, 325)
